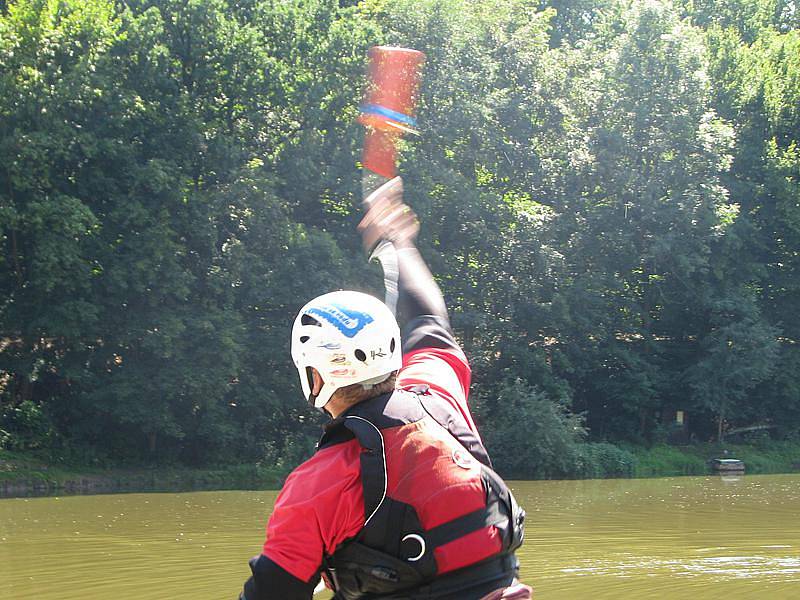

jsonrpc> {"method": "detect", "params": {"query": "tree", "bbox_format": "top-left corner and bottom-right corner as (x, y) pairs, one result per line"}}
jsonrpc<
(685, 296), (779, 440)
(475, 377), (586, 478)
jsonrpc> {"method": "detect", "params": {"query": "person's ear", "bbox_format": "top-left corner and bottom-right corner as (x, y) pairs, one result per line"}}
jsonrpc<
(311, 368), (324, 395)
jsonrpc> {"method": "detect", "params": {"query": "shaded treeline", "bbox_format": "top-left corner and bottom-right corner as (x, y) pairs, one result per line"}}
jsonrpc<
(1, 0), (798, 477)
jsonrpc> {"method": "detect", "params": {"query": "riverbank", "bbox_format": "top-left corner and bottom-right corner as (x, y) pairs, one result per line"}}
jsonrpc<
(0, 450), (287, 497)
(629, 441), (800, 477)
(2, 442), (799, 497)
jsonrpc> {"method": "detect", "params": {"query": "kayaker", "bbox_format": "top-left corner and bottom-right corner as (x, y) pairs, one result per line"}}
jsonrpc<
(239, 177), (532, 600)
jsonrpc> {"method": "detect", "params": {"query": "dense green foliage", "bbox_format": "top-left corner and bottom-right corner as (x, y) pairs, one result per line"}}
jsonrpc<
(1, 0), (798, 476)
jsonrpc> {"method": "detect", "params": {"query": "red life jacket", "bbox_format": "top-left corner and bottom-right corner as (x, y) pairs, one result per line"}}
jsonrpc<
(318, 388), (525, 599)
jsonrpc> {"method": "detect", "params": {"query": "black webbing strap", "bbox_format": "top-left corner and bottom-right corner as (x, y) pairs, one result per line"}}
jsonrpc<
(402, 553), (519, 600)
(343, 415), (386, 525)
(422, 498), (510, 550)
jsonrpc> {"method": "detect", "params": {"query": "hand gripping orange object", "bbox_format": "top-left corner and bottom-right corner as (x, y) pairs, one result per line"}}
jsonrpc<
(359, 46), (425, 179)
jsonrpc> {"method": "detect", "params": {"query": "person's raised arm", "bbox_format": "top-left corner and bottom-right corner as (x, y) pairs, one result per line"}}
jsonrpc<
(358, 177), (455, 352)
(358, 176), (483, 452)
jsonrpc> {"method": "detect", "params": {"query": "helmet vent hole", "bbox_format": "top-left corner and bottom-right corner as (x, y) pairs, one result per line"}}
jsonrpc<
(300, 335), (310, 344)
(355, 349), (367, 362)
(301, 314), (321, 326)
(390, 338), (396, 353)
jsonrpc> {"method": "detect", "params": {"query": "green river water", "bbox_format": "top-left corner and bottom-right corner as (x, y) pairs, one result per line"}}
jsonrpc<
(1, 474), (798, 599)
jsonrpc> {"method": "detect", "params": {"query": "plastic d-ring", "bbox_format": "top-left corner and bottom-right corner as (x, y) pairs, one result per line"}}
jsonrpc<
(401, 533), (426, 562)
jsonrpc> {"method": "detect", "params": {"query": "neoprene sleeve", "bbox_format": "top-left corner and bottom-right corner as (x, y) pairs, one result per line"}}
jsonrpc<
(396, 245), (450, 329)
(395, 244), (462, 354)
(240, 555), (317, 600)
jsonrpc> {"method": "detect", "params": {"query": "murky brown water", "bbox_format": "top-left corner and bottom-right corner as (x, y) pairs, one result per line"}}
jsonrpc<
(1, 475), (798, 598)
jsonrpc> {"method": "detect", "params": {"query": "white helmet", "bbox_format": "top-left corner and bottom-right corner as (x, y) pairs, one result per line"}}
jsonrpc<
(291, 290), (402, 409)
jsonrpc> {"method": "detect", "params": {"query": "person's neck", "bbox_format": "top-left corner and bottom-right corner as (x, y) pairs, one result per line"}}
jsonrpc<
(324, 397), (350, 419)
(324, 393), (379, 419)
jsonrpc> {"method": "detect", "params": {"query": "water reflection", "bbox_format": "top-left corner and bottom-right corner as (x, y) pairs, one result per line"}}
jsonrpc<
(1, 475), (798, 599)
(511, 475), (800, 598)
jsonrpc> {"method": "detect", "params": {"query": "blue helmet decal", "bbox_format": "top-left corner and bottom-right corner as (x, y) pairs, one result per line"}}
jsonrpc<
(307, 303), (374, 338)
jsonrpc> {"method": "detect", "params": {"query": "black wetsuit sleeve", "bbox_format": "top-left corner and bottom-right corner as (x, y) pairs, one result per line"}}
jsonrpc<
(396, 246), (460, 354)
(240, 555), (317, 600)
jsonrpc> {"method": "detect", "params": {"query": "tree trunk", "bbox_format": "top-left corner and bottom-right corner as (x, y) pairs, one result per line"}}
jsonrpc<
(13, 374), (32, 406)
